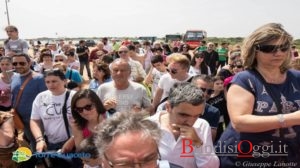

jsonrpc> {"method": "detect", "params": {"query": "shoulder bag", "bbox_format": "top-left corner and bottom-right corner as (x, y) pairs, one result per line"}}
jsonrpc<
(11, 74), (33, 130)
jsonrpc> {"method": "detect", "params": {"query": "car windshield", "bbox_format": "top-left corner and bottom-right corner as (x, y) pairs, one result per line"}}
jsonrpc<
(186, 32), (204, 41)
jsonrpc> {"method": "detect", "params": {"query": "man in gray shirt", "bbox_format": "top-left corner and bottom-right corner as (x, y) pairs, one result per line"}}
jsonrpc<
(97, 59), (152, 115)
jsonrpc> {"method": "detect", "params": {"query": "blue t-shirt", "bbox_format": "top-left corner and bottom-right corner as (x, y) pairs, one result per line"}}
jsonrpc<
(217, 69), (300, 167)
(89, 78), (112, 92)
(65, 68), (83, 84)
(11, 72), (47, 124)
(200, 103), (220, 129)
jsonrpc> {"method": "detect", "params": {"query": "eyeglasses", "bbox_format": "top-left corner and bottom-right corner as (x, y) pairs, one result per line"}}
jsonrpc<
(54, 59), (64, 62)
(74, 104), (94, 113)
(255, 44), (290, 53)
(103, 152), (159, 168)
(118, 51), (128, 54)
(12, 62), (27, 66)
(200, 87), (214, 95)
(6, 30), (15, 33)
(166, 68), (177, 74)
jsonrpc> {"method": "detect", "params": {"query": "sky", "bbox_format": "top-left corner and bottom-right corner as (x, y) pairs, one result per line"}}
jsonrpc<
(0, 0), (300, 39)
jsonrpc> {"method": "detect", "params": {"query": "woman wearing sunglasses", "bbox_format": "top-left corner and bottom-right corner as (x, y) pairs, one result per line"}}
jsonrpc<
(189, 52), (211, 76)
(30, 69), (77, 153)
(218, 23), (300, 167)
(70, 89), (106, 149)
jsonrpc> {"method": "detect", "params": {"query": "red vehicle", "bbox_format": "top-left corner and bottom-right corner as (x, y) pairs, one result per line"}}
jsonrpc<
(183, 30), (207, 49)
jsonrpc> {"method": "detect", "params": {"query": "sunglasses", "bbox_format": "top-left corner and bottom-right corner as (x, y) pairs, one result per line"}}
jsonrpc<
(75, 104), (94, 113)
(195, 55), (204, 59)
(166, 68), (177, 74)
(54, 59), (64, 62)
(256, 44), (290, 53)
(118, 51), (128, 54)
(12, 62), (27, 66)
(200, 87), (214, 95)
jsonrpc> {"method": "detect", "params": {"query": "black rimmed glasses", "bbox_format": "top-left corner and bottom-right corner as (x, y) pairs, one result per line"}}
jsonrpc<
(74, 104), (94, 113)
(103, 152), (160, 168)
(12, 62), (27, 66)
(255, 44), (290, 53)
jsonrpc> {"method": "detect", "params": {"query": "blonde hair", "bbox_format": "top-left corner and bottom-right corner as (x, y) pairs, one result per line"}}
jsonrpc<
(292, 57), (300, 71)
(166, 53), (190, 69)
(242, 23), (293, 73)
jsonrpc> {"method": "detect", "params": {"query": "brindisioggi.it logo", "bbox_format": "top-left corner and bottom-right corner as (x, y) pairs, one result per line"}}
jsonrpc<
(180, 139), (288, 158)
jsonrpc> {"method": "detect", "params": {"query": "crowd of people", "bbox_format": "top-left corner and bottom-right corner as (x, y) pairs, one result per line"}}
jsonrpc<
(0, 22), (300, 168)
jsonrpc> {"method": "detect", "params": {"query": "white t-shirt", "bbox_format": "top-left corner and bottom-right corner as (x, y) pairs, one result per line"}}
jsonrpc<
(151, 69), (167, 99)
(128, 59), (146, 81)
(158, 73), (193, 101)
(188, 66), (212, 76)
(97, 81), (151, 112)
(31, 90), (76, 143)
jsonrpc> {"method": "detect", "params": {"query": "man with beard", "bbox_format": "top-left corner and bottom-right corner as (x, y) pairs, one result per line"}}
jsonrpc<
(150, 82), (219, 168)
(11, 53), (47, 167)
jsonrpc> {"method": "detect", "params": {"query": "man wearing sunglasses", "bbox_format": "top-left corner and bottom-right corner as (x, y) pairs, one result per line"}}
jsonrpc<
(192, 75), (220, 142)
(11, 53), (47, 167)
(117, 46), (146, 83)
(152, 53), (193, 113)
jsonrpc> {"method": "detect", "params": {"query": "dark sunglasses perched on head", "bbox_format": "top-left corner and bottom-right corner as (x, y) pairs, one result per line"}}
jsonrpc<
(255, 44), (290, 53)
(74, 104), (94, 113)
